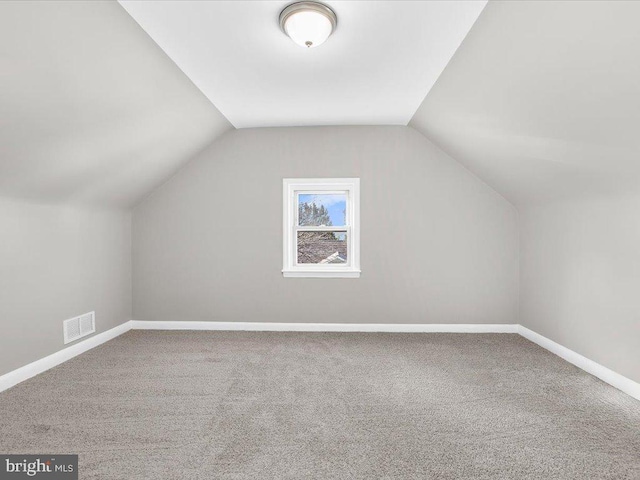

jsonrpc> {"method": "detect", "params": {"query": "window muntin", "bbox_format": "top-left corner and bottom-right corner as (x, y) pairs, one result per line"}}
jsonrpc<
(283, 179), (360, 278)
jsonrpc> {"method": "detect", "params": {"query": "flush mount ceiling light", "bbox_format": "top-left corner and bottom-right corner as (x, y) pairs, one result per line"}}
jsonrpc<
(279, 1), (337, 49)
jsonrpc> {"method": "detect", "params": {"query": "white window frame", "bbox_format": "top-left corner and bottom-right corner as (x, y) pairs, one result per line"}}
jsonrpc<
(283, 178), (360, 278)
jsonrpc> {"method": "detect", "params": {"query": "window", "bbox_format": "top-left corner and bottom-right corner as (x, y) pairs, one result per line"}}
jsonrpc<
(283, 178), (360, 278)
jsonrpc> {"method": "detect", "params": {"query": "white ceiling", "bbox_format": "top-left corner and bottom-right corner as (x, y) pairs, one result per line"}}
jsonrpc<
(0, 1), (231, 208)
(118, 0), (486, 129)
(411, 1), (640, 206)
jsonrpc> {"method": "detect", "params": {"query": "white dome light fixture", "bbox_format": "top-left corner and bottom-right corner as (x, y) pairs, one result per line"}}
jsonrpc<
(279, 1), (337, 49)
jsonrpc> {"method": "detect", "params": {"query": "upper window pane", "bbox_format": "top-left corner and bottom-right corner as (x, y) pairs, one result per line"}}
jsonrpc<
(298, 193), (347, 226)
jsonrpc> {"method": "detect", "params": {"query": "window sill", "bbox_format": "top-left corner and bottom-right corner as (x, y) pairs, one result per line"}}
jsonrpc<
(282, 269), (361, 278)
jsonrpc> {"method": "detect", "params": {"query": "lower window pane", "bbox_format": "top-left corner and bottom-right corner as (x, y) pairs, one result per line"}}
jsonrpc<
(297, 232), (347, 264)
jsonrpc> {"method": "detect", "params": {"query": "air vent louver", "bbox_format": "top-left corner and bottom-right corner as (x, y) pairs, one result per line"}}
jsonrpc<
(63, 311), (96, 344)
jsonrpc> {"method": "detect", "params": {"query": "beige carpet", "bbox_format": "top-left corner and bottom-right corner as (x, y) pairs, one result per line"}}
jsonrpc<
(1, 331), (638, 479)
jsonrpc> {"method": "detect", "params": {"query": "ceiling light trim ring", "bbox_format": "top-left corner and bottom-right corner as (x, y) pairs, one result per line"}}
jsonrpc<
(279, 1), (338, 48)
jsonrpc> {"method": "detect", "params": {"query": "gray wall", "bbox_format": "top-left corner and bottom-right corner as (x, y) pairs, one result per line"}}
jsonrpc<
(0, 0), (229, 378)
(133, 126), (518, 325)
(520, 195), (640, 383)
(0, 198), (131, 376)
(408, 0), (640, 385)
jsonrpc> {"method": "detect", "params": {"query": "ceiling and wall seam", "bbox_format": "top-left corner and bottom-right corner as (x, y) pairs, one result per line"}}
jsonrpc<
(117, 1), (235, 130)
(408, 126), (519, 213)
(132, 128), (235, 210)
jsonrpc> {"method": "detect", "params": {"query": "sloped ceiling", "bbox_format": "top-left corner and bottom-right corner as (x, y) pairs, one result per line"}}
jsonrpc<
(4, 1), (638, 209)
(410, 0), (640, 206)
(0, 1), (231, 208)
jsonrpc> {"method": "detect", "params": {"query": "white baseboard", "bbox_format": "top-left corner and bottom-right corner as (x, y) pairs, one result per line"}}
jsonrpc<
(518, 325), (640, 401)
(129, 320), (519, 333)
(2, 320), (637, 402)
(0, 320), (132, 393)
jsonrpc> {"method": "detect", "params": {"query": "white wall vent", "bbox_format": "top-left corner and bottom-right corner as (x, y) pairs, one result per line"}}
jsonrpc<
(63, 311), (96, 344)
